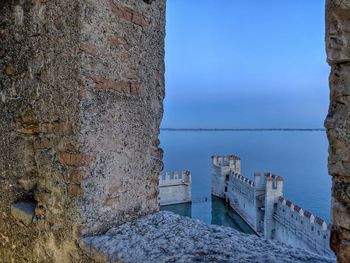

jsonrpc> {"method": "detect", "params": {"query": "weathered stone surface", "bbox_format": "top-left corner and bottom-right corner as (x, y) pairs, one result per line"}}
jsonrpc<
(90, 75), (140, 96)
(4, 63), (16, 76)
(143, 0), (155, 4)
(326, 0), (350, 64)
(78, 0), (166, 236)
(330, 225), (350, 263)
(81, 212), (335, 263)
(58, 152), (96, 167)
(110, 1), (150, 27)
(0, 0), (87, 261)
(3, 0), (346, 262)
(0, 0), (165, 261)
(331, 176), (350, 229)
(10, 202), (36, 226)
(326, 1), (350, 261)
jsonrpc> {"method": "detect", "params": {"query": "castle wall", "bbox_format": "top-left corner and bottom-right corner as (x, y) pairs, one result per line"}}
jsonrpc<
(212, 156), (258, 232)
(263, 174), (283, 239)
(226, 173), (256, 230)
(211, 155), (334, 258)
(0, 0), (165, 261)
(211, 155), (240, 198)
(211, 164), (226, 198)
(159, 171), (192, 206)
(274, 198), (333, 257)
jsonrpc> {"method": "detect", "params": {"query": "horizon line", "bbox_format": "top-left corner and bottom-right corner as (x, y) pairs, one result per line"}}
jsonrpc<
(160, 128), (326, 131)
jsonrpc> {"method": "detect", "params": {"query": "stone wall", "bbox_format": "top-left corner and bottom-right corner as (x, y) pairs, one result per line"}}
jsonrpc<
(78, 0), (165, 236)
(274, 197), (333, 257)
(0, 0), (165, 261)
(0, 0), (347, 262)
(226, 172), (256, 230)
(325, 1), (350, 262)
(159, 171), (191, 206)
(211, 155), (240, 198)
(211, 155), (334, 258)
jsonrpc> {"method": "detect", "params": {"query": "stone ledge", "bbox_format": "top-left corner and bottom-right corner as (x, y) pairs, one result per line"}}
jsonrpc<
(80, 212), (335, 263)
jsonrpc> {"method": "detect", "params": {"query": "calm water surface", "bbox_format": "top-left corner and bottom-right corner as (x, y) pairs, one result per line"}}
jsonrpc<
(160, 131), (331, 224)
(161, 196), (255, 234)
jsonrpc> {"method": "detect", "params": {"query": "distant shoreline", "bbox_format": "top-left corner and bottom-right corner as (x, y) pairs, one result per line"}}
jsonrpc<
(160, 128), (326, 132)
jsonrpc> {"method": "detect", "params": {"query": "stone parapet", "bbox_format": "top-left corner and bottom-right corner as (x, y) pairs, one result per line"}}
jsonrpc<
(80, 211), (335, 263)
(0, 0), (165, 261)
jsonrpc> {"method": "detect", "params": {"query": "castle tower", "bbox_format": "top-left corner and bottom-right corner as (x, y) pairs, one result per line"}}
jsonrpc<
(211, 155), (239, 198)
(254, 172), (261, 187)
(183, 170), (192, 202)
(263, 173), (284, 239)
(212, 156), (226, 198)
(229, 156), (241, 174)
(211, 155), (234, 198)
(254, 172), (265, 233)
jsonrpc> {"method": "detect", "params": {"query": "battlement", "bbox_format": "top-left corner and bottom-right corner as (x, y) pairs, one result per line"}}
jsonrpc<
(159, 170), (191, 186)
(275, 197), (332, 256)
(264, 172), (284, 181)
(212, 155), (240, 166)
(278, 197), (328, 230)
(212, 155), (241, 175)
(231, 172), (254, 187)
(159, 170), (192, 206)
(211, 154), (333, 257)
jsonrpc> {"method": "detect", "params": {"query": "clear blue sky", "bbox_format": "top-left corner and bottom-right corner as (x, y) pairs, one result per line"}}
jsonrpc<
(162, 0), (329, 129)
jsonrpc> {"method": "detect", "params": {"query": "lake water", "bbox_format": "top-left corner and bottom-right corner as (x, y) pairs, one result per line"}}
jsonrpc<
(161, 196), (255, 234)
(160, 130), (331, 225)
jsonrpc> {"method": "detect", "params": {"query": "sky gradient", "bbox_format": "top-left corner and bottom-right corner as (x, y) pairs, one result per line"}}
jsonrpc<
(162, 0), (329, 129)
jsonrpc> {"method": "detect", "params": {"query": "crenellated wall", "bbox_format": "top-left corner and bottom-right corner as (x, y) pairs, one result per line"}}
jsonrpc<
(211, 155), (334, 258)
(212, 155), (241, 198)
(226, 172), (256, 230)
(274, 197), (332, 257)
(159, 171), (192, 206)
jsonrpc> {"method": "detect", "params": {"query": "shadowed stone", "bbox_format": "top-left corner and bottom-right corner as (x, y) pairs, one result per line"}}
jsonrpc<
(11, 202), (36, 226)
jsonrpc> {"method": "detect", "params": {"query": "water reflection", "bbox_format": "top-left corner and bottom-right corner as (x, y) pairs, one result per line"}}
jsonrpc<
(211, 196), (255, 234)
(161, 196), (255, 235)
(160, 202), (192, 218)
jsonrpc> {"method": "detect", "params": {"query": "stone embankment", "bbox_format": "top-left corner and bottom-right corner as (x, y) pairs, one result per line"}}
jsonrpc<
(81, 211), (335, 263)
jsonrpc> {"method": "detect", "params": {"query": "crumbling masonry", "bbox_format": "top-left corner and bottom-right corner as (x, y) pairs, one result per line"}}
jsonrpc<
(325, 1), (350, 262)
(0, 0), (165, 261)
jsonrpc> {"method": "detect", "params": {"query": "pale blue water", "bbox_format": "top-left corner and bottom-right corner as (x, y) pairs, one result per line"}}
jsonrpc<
(160, 130), (331, 223)
(161, 196), (255, 234)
